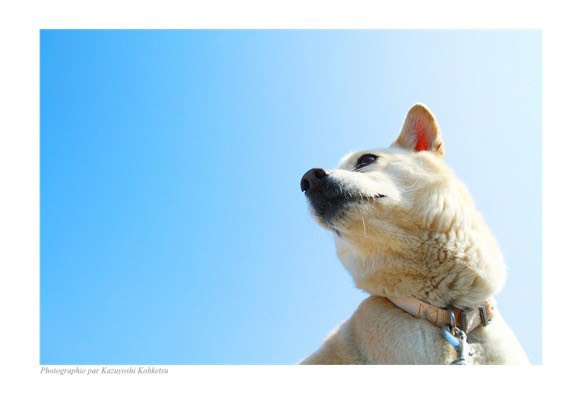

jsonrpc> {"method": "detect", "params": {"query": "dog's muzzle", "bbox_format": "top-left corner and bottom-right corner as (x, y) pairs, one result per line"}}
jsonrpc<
(300, 168), (350, 224)
(301, 168), (386, 226)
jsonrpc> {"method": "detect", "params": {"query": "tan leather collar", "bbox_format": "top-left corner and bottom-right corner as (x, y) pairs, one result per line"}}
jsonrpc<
(387, 296), (496, 333)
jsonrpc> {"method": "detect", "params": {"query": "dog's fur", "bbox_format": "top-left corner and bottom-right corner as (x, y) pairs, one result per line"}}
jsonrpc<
(299, 104), (529, 364)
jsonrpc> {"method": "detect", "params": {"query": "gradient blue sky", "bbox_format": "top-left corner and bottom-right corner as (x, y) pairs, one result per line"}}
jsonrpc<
(41, 30), (541, 364)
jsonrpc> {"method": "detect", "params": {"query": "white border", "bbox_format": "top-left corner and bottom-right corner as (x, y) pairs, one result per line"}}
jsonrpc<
(1, 0), (581, 392)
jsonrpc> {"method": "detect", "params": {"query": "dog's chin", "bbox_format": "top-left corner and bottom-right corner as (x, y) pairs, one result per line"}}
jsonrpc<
(308, 206), (342, 234)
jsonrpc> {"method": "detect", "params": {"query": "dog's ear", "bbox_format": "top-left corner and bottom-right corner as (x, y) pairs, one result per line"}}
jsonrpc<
(393, 103), (444, 157)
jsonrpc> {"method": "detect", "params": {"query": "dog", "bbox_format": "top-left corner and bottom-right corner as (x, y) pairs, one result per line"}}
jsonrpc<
(299, 104), (530, 364)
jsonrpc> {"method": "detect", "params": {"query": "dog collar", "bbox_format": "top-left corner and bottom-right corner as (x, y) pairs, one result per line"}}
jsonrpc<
(387, 296), (496, 333)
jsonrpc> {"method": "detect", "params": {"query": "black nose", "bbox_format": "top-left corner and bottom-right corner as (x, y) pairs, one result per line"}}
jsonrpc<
(301, 168), (328, 192)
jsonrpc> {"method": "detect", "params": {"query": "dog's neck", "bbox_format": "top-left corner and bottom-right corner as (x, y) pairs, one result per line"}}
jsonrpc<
(337, 230), (506, 309)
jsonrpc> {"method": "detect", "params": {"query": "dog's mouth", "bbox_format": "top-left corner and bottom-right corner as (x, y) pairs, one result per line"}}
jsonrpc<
(307, 190), (385, 209)
(363, 194), (386, 200)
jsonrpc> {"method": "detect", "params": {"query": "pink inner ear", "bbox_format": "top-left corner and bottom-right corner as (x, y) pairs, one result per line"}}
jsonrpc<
(413, 119), (428, 151)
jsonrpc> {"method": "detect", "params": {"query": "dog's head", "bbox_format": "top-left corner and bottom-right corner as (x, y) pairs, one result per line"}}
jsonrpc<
(301, 104), (506, 307)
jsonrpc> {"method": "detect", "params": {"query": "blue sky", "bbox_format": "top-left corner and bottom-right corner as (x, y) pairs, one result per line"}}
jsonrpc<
(40, 30), (541, 364)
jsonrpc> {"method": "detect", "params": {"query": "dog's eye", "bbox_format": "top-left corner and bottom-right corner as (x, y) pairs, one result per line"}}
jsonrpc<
(355, 154), (378, 170)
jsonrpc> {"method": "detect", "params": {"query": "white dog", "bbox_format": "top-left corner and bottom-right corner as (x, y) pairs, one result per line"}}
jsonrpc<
(299, 104), (530, 364)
